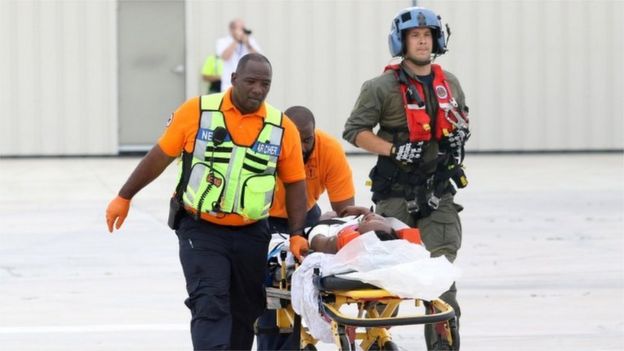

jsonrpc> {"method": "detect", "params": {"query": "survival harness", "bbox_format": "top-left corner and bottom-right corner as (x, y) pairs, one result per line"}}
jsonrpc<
(371, 64), (469, 220)
(385, 63), (468, 142)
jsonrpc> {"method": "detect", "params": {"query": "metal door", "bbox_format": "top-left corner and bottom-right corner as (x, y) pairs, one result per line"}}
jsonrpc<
(118, 0), (185, 151)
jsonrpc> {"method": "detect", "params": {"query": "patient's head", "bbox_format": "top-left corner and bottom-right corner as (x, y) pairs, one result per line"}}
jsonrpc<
(357, 213), (397, 241)
(358, 213), (392, 235)
(323, 212), (422, 253)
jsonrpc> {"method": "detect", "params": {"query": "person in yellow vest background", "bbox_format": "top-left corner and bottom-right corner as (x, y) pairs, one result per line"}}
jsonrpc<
(105, 53), (309, 351)
(201, 54), (223, 93)
(256, 105), (356, 350)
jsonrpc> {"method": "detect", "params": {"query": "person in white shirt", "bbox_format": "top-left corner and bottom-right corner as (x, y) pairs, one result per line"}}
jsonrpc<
(216, 18), (262, 92)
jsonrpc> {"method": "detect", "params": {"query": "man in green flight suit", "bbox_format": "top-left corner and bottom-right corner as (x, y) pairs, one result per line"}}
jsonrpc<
(343, 6), (470, 350)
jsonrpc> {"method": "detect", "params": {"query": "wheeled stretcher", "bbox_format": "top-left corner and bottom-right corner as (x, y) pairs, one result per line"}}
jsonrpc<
(264, 239), (459, 351)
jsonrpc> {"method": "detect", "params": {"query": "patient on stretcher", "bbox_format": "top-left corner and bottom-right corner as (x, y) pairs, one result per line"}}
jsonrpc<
(288, 206), (460, 343)
(307, 207), (422, 254)
(288, 206), (458, 299)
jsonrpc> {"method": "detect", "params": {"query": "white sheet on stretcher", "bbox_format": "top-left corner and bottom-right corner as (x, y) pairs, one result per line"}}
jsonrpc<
(290, 231), (460, 343)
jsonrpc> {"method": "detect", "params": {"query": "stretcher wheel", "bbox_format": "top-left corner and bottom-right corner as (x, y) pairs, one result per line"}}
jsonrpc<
(448, 317), (460, 350)
(337, 325), (352, 351)
(339, 335), (351, 351)
(381, 341), (399, 351)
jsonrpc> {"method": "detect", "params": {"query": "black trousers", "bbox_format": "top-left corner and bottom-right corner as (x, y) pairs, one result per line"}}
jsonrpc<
(176, 216), (270, 351)
(256, 204), (321, 351)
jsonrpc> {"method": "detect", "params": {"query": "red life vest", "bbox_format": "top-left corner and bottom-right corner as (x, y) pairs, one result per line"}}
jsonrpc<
(384, 64), (467, 142)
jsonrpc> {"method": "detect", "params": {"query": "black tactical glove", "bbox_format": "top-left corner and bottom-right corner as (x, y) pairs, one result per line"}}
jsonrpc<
(440, 128), (470, 164)
(440, 128), (470, 150)
(390, 141), (424, 164)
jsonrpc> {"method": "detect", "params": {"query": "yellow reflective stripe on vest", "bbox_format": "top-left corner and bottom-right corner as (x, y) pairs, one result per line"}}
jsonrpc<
(183, 95), (229, 210)
(192, 94), (225, 161)
(234, 104), (282, 218)
(200, 93), (225, 110)
(220, 145), (246, 213)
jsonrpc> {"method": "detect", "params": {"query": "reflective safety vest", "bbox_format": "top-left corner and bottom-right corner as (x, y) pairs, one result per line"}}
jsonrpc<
(385, 63), (467, 142)
(202, 54), (223, 76)
(180, 93), (284, 220)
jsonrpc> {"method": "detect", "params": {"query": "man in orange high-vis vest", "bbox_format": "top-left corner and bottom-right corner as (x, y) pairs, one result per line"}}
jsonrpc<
(105, 53), (308, 351)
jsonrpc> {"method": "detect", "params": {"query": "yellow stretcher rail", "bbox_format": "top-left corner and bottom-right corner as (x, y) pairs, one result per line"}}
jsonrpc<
(320, 294), (455, 327)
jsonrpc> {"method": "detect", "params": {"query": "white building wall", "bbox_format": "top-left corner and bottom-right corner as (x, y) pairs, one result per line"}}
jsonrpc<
(187, 0), (623, 152)
(1, 1), (621, 156)
(186, 0), (413, 152)
(0, 0), (117, 156)
(426, 0), (624, 151)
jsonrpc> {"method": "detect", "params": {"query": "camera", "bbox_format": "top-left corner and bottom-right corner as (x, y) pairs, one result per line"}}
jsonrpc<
(243, 28), (252, 35)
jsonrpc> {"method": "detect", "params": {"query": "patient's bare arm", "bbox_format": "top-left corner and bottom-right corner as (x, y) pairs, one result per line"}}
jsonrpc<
(338, 206), (372, 217)
(319, 211), (338, 221)
(310, 234), (338, 254)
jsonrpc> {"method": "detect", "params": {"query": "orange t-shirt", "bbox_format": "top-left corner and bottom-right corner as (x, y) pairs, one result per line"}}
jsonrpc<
(158, 90), (306, 226)
(270, 129), (355, 218)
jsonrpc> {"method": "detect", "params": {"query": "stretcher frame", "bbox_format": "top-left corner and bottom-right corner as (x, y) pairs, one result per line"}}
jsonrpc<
(264, 252), (458, 351)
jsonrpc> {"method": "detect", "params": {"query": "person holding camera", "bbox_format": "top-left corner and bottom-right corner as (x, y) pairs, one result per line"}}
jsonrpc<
(216, 18), (262, 92)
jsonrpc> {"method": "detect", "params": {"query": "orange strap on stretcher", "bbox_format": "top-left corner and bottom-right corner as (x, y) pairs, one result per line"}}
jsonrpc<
(336, 226), (422, 250)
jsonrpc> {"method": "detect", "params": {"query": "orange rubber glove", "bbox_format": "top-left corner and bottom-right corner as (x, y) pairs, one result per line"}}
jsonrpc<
(289, 235), (309, 262)
(106, 195), (131, 233)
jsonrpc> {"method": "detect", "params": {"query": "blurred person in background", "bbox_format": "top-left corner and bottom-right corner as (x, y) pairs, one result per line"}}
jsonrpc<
(216, 18), (262, 92)
(201, 53), (223, 93)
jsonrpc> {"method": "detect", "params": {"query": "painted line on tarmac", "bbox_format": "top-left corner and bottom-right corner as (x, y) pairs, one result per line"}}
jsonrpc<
(0, 324), (188, 334)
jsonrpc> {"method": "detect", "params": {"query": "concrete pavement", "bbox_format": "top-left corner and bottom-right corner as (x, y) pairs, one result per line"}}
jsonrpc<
(0, 153), (622, 350)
